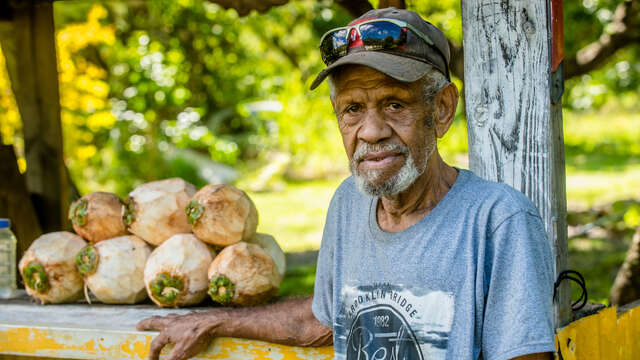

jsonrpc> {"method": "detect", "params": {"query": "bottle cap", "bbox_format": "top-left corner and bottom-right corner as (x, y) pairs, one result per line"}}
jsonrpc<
(0, 219), (9, 229)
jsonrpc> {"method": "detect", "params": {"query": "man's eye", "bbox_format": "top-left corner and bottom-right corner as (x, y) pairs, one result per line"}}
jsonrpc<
(388, 103), (403, 111)
(345, 104), (360, 113)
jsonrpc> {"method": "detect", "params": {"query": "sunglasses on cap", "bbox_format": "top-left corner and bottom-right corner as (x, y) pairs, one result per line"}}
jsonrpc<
(319, 18), (436, 66)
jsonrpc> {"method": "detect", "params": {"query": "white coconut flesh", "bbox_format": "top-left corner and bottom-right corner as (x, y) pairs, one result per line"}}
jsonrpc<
(144, 234), (215, 307)
(247, 233), (286, 280)
(124, 178), (197, 246)
(69, 192), (128, 243)
(77, 236), (151, 304)
(187, 184), (258, 247)
(18, 232), (87, 304)
(207, 242), (280, 306)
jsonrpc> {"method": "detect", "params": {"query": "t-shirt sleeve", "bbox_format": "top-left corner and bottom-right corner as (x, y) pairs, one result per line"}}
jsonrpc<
(482, 210), (556, 360)
(311, 192), (339, 329)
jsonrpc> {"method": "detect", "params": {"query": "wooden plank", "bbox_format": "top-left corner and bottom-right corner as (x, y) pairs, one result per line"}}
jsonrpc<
(555, 303), (640, 360)
(0, 1), (69, 232)
(0, 298), (333, 359)
(0, 325), (334, 360)
(461, 0), (570, 327)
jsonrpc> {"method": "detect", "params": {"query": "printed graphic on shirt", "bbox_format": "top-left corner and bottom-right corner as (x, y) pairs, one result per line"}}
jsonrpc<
(335, 283), (454, 360)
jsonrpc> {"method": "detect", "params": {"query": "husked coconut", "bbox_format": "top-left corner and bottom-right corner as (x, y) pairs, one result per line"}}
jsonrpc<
(19, 232), (87, 304)
(144, 234), (215, 307)
(247, 233), (286, 280)
(186, 184), (258, 247)
(207, 242), (279, 306)
(76, 235), (151, 304)
(69, 192), (128, 243)
(123, 178), (196, 246)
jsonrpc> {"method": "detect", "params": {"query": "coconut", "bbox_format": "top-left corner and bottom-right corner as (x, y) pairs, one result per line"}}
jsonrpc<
(123, 178), (197, 246)
(76, 235), (151, 304)
(207, 242), (279, 306)
(186, 184), (258, 247)
(144, 233), (215, 307)
(247, 233), (286, 280)
(69, 192), (128, 243)
(19, 232), (87, 304)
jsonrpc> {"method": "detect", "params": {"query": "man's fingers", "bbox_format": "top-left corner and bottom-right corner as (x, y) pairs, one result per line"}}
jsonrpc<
(137, 316), (169, 331)
(147, 332), (169, 360)
(165, 337), (209, 360)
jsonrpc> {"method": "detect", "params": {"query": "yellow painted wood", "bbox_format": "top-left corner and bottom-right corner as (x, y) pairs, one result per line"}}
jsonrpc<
(3, 302), (640, 359)
(0, 325), (333, 360)
(616, 305), (640, 359)
(555, 305), (640, 360)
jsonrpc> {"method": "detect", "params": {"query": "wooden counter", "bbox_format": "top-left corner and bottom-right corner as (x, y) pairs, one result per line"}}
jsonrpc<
(0, 294), (333, 359)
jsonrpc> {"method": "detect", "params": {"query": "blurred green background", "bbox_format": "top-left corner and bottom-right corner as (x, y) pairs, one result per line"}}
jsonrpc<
(0, 0), (638, 302)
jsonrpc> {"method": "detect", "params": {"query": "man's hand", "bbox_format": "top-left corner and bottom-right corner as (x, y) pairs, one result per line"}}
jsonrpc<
(137, 311), (222, 360)
(136, 297), (332, 360)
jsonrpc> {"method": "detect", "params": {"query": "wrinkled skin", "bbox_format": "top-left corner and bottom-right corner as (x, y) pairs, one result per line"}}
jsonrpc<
(137, 297), (332, 360)
(331, 65), (459, 232)
(138, 312), (217, 360)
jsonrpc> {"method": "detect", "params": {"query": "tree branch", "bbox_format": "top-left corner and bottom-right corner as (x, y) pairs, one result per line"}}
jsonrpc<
(448, 40), (464, 82)
(207, 0), (289, 16)
(378, 0), (405, 10)
(564, 0), (640, 79)
(334, 0), (374, 18)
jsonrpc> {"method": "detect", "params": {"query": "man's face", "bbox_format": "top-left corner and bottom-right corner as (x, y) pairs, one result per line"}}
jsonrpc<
(332, 65), (437, 196)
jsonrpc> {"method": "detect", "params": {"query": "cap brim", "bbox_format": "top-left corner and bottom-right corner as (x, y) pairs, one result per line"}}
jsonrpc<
(310, 51), (434, 90)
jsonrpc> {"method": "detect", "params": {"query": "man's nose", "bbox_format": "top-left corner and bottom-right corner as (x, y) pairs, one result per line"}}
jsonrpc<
(357, 109), (392, 144)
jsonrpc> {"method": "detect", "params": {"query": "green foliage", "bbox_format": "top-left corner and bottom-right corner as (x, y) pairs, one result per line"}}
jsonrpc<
(563, 0), (639, 110)
(51, 0), (352, 195)
(278, 265), (317, 297)
(0, 0), (619, 196)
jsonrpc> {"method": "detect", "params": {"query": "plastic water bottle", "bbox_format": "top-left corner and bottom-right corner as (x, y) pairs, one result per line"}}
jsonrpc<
(0, 218), (17, 299)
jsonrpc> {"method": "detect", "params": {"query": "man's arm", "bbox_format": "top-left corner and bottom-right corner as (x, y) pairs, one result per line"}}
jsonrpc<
(136, 296), (332, 360)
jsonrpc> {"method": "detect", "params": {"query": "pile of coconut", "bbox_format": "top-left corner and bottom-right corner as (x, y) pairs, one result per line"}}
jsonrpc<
(19, 178), (285, 308)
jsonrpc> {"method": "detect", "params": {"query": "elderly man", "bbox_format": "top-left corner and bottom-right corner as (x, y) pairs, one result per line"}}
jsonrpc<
(137, 8), (555, 360)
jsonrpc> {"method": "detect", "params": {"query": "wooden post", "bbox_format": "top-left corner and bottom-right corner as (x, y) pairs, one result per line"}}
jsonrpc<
(461, 0), (570, 327)
(0, 1), (70, 232)
(0, 145), (42, 271)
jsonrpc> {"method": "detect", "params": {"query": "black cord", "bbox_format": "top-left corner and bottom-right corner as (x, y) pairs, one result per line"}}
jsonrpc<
(553, 270), (588, 311)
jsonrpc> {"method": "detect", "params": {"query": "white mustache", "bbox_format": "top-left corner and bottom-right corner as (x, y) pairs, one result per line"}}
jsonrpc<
(352, 143), (409, 164)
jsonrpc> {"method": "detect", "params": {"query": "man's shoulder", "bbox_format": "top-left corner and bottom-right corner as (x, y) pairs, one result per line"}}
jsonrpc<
(457, 169), (541, 220)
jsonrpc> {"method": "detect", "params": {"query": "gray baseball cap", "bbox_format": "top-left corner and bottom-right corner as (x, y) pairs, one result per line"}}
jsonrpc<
(310, 7), (450, 90)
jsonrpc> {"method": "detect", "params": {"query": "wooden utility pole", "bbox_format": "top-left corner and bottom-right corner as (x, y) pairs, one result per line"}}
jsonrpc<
(462, 0), (570, 327)
(0, 1), (70, 232)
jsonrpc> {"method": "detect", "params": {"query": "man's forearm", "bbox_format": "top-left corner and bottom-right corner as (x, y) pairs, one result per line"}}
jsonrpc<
(137, 296), (332, 360)
(210, 297), (332, 347)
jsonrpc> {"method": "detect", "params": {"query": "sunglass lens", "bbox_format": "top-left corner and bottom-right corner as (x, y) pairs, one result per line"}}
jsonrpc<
(320, 29), (348, 64)
(360, 22), (405, 49)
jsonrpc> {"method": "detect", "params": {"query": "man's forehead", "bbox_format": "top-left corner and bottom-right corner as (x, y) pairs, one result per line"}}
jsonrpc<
(334, 65), (414, 92)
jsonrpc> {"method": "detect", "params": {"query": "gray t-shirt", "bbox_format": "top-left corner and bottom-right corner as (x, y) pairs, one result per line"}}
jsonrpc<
(312, 169), (555, 360)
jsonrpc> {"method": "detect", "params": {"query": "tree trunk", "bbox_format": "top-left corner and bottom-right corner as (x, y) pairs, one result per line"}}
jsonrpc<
(0, 1), (70, 232)
(610, 227), (640, 306)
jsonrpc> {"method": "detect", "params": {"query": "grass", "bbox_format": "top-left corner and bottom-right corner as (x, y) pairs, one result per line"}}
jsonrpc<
(568, 236), (629, 304)
(563, 110), (640, 209)
(277, 265), (317, 298)
(248, 178), (343, 253)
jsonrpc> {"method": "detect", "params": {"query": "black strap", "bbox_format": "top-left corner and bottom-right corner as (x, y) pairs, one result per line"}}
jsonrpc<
(553, 270), (588, 311)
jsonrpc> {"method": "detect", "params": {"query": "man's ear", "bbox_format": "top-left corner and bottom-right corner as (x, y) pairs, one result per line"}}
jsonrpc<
(434, 83), (459, 138)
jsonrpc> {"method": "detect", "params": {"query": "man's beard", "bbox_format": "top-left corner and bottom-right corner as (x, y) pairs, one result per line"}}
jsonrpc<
(350, 140), (436, 197)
